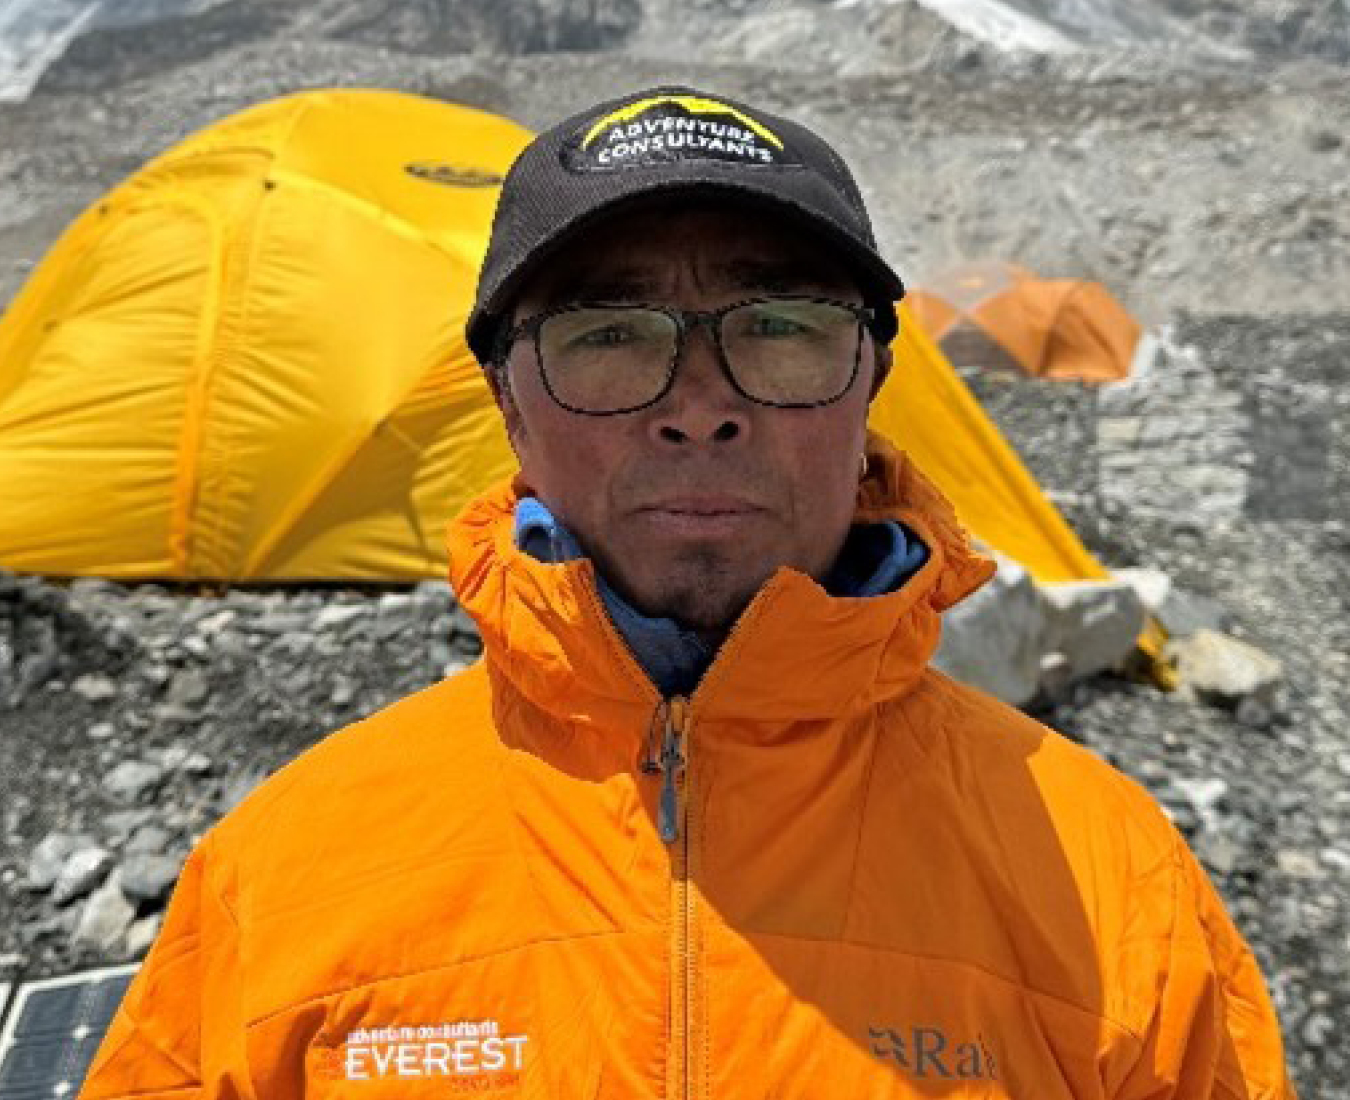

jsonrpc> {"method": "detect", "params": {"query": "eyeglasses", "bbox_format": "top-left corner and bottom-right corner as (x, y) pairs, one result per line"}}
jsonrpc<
(497, 296), (877, 415)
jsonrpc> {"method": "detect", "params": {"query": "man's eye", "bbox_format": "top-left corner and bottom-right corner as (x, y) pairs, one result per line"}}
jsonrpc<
(573, 324), (636, 347)
(748, 314), (809, 337)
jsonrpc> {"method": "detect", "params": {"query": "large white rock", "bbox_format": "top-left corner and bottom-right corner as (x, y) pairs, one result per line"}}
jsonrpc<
(934, 556), (1053, 706)
(1040, 578), (1147, 680)
(1114, 567), (1172, 612)
(1115, 567), (1228, 638)
(936, 558), (1149, 706)
(1166, 629), (1284, 705)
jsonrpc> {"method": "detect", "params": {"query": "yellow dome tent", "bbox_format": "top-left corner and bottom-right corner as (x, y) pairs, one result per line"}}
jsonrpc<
(0, 88), (529, 580)
(907, 260), (1142, 384)
(0, 89), (1110, 592)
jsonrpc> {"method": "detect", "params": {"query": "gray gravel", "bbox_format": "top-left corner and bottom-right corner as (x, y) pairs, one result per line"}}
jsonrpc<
(996, 314), (1350, 1093)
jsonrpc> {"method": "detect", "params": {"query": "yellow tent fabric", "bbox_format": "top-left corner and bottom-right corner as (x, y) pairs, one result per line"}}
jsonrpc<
(907, 260), (1141, 384)
(0, 88), (529, 580)
(870, 305), (1107, 585)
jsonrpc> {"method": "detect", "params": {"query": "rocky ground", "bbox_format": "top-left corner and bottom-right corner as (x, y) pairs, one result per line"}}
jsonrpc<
(981, 315), (1350, 1087)
(0, 0), (1346, 1094)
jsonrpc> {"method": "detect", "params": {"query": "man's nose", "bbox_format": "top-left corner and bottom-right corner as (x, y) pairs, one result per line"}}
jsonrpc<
(646, 321), (752, 446)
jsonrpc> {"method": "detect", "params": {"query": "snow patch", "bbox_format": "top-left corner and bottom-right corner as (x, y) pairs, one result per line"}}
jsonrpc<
(0, 0), (227, 102)
(913, 0), (1079, 53)
(0, 0), (104, 102)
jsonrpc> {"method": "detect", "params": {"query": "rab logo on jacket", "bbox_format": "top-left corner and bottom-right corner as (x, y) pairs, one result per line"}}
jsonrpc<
(324, 1019), (529, 1084)
(561, 94), (803, 172)
(868, 1024), (998, 1081)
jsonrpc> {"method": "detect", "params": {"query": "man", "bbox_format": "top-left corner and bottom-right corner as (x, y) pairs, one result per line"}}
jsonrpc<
(82, 86), (1293, 1098)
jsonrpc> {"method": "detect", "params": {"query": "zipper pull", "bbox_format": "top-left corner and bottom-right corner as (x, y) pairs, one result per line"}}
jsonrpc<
(656, 695), (689, 844)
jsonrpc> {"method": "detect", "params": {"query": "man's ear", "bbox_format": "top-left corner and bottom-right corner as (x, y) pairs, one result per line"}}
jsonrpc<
(867, 340), (893, 402)
(486, 361), (526, 448)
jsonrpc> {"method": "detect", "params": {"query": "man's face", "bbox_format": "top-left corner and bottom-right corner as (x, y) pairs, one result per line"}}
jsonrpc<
(495, 200), (888, 638)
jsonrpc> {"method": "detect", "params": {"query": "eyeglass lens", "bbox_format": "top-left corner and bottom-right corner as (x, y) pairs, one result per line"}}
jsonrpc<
(536, 300), (862, 413)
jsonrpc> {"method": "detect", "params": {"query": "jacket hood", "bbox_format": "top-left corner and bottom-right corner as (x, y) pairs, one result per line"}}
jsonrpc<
(446, 431), (995, 728)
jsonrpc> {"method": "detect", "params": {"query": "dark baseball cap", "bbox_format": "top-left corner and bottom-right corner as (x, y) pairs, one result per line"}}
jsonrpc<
(465, 85), (905, 364)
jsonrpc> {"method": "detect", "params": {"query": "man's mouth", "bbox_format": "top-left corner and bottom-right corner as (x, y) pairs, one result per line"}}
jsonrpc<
(640, 496), (762, 516)
(633, 496), (767, 536)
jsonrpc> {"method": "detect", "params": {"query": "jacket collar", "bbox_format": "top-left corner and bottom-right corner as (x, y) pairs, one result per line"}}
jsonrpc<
(446, 431), (995, 729)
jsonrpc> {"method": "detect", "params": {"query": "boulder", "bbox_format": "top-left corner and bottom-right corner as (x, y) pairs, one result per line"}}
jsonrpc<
(73, 873), (137, 953)
(118, 852), (184, 904)
(125, 913), (163, 959)
(1115, 567), (1228, 638)
(1036, 651), (1074, 701)
(103, 759), (166, 803)
(51, 845), (113, 905)
(1040, 578), (1147, 680)
(1114, 567), (1171, 611)
(1166, 629), (1283, 708)
(102, 808), (157, 840)
(125, 824), (174, 855)
(1157, 588), (1229, 639)
(934, 556), (1052, 706)
(27, 832), (93, 891)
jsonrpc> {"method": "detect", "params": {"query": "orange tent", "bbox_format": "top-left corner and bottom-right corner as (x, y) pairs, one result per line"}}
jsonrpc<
(906, 261), (1141, 384)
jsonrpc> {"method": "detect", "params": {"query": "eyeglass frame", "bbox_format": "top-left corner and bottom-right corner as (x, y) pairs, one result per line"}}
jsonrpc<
(492, 295), (882, 416)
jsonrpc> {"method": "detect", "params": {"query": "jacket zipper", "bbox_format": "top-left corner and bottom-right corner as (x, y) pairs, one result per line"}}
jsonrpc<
(629, 590), (777, 1099)
(642, 695), (695, 1098)
(648, 694), (689, 843)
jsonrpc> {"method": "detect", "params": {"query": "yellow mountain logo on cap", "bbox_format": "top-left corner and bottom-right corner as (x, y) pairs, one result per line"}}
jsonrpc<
(582, 95), (784, 151)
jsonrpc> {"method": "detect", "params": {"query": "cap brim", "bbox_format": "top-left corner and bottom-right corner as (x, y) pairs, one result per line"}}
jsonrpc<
(468, 176), (904, 362)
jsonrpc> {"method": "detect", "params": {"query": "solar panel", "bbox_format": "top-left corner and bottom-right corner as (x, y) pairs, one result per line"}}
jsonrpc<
(0, 967), (137, 1100)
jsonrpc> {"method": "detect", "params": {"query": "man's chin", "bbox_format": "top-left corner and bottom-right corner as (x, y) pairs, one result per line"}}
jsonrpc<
(623, 559), (772, 640)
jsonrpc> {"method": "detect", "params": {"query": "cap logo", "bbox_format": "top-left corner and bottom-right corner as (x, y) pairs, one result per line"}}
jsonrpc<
(561, 94), (801, 172)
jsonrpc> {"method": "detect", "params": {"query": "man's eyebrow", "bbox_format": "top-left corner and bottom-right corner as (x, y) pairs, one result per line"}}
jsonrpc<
(539, 259), (849, 305)
(714, 258), (848, 293)
(544, 270), (661, 304)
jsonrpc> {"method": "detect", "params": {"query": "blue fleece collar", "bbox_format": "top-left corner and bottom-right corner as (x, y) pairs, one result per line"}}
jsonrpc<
(514, 497), (927, 696)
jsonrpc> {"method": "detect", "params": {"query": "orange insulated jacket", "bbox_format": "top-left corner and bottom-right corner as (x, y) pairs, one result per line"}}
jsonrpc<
(82, 438), (1294, 1099)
